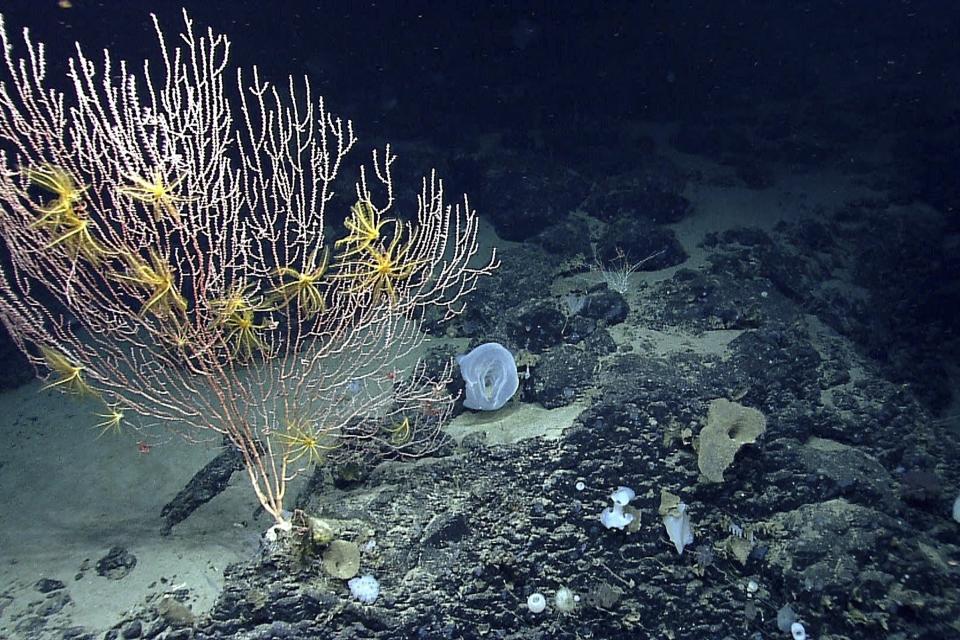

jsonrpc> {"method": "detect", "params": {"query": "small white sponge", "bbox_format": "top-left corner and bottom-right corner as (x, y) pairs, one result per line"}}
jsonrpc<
(348, 574), (380, 604)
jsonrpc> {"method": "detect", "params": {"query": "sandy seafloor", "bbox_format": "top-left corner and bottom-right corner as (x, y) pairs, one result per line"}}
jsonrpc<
(0, 381), (258, 637)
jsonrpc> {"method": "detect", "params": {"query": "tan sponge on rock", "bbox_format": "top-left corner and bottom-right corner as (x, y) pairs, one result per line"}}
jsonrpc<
(697, 398), (767, 483)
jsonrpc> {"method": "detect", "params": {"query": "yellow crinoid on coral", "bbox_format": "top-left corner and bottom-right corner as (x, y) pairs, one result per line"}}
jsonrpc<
(118, 169), (188, 224)
(334, 199), (394, 258)
(274, 413), (340, 466)
(337, 225), (423, 303)
(40, 345), (96, 396)
(384, 415), (412, 447)
(221, 305), (276, 361)
(25, 164), (108, 264)
(93, 403), (125, 439)
(268, 246), (330, 316)
(156, 314), (200, 354)
(43, 207), (110, 265)
(209, 280), (261, 323)
(113, 250), (188, 318)
(25, 164), (87, 226)
(209, 280), (275, 360)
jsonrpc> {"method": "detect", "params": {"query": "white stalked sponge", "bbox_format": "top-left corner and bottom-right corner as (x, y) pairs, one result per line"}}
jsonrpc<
(600, 486), (636, 530)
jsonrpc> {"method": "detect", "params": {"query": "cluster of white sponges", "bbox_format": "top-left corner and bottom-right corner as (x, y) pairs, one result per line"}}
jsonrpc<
(527, 587), (579, 614)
